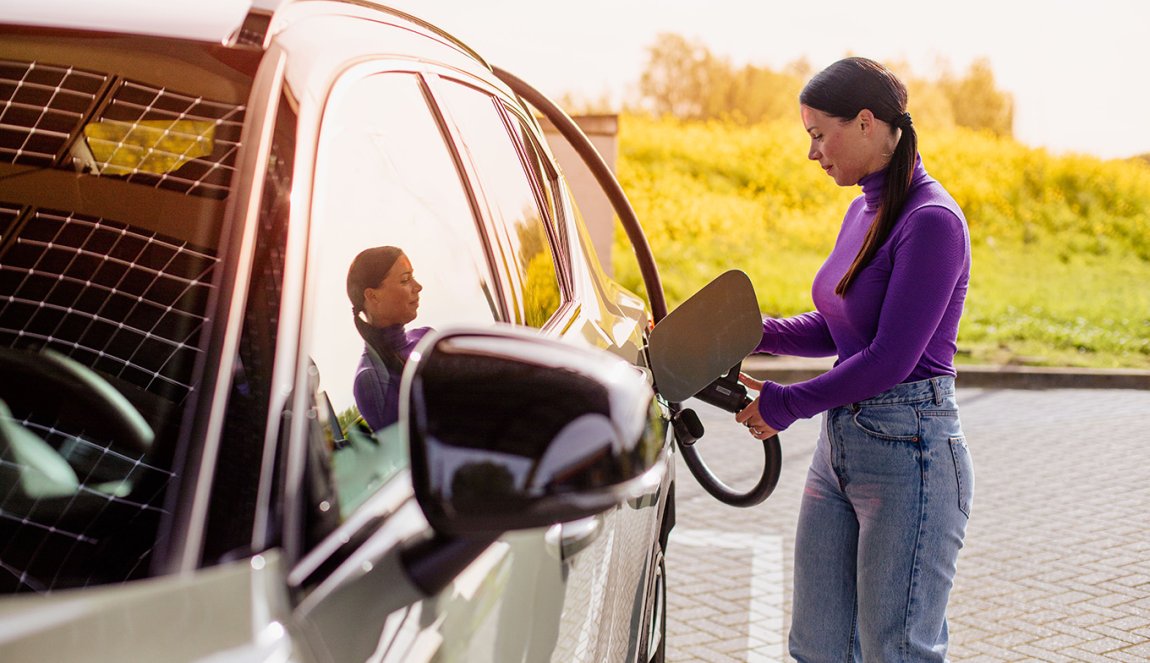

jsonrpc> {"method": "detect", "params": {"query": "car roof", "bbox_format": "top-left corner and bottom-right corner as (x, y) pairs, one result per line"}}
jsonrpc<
(1, 0), (484, 67)
(0, 0), (294, 43)
(0, 0), (285, 42)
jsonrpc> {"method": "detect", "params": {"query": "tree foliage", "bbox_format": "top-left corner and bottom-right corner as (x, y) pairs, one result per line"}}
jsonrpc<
(636, 34), (1014, 136)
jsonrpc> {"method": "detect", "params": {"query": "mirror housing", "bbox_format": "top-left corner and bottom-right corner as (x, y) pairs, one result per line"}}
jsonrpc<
(404, 327), (664, 537)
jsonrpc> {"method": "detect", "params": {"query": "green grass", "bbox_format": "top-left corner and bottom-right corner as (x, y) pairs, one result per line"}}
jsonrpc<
(960, 241), (1150, 368)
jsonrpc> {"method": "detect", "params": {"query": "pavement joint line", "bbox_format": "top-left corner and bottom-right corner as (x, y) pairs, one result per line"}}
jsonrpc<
(673, 528), (785, 663)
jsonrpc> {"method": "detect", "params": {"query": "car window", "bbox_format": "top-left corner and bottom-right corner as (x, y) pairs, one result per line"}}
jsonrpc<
(302, 71), (499, 525)
(435, 81), (563, 328)
(0, 40), (257, 593)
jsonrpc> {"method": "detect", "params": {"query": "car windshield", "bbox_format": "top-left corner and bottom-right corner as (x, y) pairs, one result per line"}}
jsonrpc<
(0, 28), (258, 593)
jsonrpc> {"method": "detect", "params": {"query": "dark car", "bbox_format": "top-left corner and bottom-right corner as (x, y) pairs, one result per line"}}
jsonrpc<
(0, 1), (681, 660)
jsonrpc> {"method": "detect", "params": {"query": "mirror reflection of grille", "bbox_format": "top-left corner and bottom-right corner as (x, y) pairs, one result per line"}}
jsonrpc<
(0, 208), (217, 403)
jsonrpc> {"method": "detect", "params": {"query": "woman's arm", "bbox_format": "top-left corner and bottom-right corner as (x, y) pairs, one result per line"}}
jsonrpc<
(757, 311), (837, 357)
(757, 207), (967, 430)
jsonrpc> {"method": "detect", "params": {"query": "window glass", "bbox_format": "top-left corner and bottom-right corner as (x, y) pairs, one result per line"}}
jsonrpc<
(0, 40), (256, 592)
(305, 71), (497, 521)
(437, 82), (562, 328)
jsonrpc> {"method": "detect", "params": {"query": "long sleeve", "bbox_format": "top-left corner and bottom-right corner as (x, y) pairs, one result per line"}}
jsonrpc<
(758, 198), (969, 431)
(757, 311), (838, 357)
(353, 358), (393, 431)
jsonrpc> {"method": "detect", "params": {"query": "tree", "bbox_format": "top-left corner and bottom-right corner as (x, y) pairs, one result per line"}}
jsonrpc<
(940, 58), (1014, 136)
(639, 33), (726, 119)
(639, 33), (806, 124)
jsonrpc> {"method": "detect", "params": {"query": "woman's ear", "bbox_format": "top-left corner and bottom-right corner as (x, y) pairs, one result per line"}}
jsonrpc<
(857, 109), (875, 135)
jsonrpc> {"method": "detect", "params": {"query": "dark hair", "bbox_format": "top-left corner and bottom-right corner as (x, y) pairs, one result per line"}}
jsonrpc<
(800, 57), (917, 295)
(346, 245), (403, 315)
(346, 245), (405, 371)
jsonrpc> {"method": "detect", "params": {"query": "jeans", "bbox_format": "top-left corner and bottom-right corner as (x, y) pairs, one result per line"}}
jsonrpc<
(789, 377), (973, 663)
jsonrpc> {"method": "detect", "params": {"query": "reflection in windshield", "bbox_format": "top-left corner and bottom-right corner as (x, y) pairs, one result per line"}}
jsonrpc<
(0, 39), (257, 593)
(346, 246), (432, 432)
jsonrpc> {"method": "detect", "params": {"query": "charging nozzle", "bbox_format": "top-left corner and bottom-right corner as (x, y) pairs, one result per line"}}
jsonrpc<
(693, 364), (752, 413)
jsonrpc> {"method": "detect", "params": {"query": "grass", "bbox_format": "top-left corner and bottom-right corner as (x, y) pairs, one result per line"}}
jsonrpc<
(611, 114), (1150, 370)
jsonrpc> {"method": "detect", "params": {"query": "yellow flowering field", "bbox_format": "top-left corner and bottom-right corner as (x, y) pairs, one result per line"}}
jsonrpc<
(613, 114), (1150, 368)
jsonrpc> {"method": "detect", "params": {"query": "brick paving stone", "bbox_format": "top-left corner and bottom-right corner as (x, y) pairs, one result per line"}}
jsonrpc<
(666, 388), (1150, 661)
(1062, 648), (1121, 663)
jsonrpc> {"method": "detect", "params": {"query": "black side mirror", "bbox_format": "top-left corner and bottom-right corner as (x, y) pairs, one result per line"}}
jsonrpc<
(404, 326), (664, 537)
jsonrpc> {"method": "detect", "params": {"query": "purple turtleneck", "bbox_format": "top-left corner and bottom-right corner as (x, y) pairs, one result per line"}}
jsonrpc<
(353, 324), (431, 431)
(755, 157), (970, 431)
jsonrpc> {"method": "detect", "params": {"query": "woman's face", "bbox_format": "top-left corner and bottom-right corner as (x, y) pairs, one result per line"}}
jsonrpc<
(364, 253), (422, 327)
(801, 105), (890, 187)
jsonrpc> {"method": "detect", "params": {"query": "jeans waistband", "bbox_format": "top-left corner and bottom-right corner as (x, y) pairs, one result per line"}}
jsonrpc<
(851, 376), (955, 408)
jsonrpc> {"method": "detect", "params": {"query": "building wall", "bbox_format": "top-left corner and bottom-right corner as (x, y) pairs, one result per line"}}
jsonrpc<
(539, 114), (618, 277)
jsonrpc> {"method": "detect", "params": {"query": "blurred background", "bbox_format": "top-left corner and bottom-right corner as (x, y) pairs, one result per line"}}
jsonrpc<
(394, 0), (1150, 370)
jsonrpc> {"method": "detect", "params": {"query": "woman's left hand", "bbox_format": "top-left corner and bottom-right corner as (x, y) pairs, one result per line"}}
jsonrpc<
(735, 395), (779, 440)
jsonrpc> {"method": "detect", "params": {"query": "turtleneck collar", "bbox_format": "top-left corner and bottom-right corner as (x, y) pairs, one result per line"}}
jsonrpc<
(365, 323), (406, 349)
(858, 154), (927, 212)
(858, 168), (886, 212)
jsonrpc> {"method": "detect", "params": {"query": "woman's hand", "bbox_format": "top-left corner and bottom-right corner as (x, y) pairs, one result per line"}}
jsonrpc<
(735, 373), (778, 440)
(738, 372), (763, 392)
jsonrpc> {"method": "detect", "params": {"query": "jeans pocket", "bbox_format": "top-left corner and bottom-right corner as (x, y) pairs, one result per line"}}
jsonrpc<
(949, 435), (973, 517)
(851, 404), (919, 441)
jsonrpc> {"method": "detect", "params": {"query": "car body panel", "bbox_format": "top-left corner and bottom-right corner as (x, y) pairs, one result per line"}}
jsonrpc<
(0, 552), (298, 662)
(0, 2), (675, 662)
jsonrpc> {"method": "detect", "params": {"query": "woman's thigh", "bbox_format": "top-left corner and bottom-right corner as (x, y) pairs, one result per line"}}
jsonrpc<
(839, 397), (973, 660)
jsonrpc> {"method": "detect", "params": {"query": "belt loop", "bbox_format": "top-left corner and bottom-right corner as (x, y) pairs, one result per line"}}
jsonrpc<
(931, 377), (942, 405)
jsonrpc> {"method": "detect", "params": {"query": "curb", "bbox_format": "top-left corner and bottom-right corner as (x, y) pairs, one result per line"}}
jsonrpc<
(742, 357), (1150, 390)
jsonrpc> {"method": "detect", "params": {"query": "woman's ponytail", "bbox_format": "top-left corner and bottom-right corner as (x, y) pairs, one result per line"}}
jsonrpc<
(835, 114), (916, 295)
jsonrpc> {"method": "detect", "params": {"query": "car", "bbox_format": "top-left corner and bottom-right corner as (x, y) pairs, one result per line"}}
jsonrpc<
(0, 1), (679, 661)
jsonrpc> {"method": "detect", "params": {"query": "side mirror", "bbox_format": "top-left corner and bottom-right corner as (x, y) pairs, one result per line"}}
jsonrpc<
(404, 327), (664, 537)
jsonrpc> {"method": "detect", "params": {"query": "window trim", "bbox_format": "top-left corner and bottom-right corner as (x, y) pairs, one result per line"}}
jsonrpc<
(427, 74), (569, 328)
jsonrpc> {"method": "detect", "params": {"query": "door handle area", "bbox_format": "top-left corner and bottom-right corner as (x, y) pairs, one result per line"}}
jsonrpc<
(544, 514), (604, 561)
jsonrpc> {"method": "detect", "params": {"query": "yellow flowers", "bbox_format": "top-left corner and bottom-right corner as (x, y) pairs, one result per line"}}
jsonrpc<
(616, 113), (1150, 368)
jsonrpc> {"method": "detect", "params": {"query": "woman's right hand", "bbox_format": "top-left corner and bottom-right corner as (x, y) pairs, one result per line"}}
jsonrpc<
(738, 372), (763, 392)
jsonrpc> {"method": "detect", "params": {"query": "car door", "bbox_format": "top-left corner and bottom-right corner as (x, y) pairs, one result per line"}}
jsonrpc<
(276, 53), (588, 662)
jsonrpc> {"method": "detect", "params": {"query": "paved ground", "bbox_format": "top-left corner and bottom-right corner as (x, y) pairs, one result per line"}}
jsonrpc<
(665, 387), (1150, 662)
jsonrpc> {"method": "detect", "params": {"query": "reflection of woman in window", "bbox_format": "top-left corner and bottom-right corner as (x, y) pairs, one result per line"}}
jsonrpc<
(346, 246), (430, 430)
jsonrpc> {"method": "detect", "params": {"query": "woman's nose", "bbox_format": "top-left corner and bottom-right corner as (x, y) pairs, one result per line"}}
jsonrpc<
(808, 143), (820, 160)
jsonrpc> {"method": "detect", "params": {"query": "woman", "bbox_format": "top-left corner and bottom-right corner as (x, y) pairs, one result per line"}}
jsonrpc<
(346, 246), (430, 431)
(735, 57), (974, 661)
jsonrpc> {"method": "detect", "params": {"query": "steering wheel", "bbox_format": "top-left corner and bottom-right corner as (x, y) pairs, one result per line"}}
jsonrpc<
(0, 345), (154, 455)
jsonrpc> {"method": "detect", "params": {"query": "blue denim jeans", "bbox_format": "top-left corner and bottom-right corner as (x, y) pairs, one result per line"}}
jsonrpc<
(789, 376), (973, 663)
